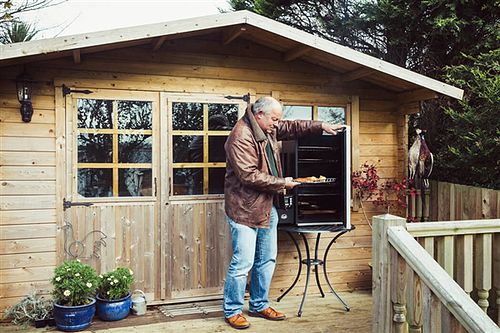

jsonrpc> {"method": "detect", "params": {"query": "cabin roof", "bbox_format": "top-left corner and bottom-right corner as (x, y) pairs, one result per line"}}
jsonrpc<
(0, 10), (463, 100)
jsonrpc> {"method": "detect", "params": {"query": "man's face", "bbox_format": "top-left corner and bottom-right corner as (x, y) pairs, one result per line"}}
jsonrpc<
(255, 106), (283, 134)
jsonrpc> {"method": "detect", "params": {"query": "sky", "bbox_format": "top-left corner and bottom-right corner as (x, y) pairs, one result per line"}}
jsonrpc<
(17, 0), (231, 39)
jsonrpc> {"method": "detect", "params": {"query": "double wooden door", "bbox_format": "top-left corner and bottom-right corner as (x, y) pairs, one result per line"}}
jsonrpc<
(63, 89), (240, 302)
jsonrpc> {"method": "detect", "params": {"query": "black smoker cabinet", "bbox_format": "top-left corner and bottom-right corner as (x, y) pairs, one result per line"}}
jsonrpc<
(278, 128), (351, 229)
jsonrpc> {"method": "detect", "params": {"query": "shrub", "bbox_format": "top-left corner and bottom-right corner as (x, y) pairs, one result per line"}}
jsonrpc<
(97, 267), (134, 300)
(4, 290), (53, 326)
(51, 260), (99, 306)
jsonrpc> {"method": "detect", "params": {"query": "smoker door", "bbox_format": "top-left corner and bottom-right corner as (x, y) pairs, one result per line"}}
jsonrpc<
(294, 129), (351, 227)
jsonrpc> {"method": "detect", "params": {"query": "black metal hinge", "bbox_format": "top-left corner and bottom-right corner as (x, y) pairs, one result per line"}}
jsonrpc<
(224, 93), (250, 103)
(63, 198), (93, 211)
(62, 84), (93, 97)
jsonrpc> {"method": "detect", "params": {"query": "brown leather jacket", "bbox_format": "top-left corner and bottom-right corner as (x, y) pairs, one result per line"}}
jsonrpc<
(224, 105), (323, 228)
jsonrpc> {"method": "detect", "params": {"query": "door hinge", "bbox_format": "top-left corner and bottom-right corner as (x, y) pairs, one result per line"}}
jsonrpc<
(62, 84), (94, 97)
(168, 177), (172, 196)
(63, 198), (93, 211)
(154, 177), (157, 197)
(224, 93), (250, 103)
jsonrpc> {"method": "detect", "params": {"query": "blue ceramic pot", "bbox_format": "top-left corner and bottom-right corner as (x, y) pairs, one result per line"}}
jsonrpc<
(96, 293), (131, 321)
(53, 298), (96, 332)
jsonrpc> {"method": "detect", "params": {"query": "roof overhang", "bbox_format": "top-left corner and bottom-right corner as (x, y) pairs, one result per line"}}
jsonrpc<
(0, 10), (463, 100)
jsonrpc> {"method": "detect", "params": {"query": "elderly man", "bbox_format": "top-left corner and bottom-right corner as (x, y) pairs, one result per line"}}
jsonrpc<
(223, 96), (344, 329)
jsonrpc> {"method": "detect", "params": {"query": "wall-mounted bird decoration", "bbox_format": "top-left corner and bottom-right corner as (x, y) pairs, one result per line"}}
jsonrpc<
(408, 129), (434, 188)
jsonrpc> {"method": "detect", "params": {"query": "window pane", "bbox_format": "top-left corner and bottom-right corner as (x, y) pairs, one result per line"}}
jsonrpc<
(77, 99), (112, 129)
(117, 101), (152, 129)
(78, 134), (112, 163)
(119, 168), (152, 196)
(77, 168), (112, 197)
(173, 168), (203, 195)
(208, 104), (238, 129)
(208, 168), (225, 194)
(118, 135), (152, 163)
(318, 106), (346, 124)
(208, 136), (227, 162)
(172, 102), (203, 130)
(283, 105), (313, 120)
(173, 135), (203, 163)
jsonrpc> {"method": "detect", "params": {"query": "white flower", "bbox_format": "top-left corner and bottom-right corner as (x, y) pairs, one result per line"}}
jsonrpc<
(86, 282), (92, 288)
(63, 290), (71, 296)
(110, 275), (114, 279)
(66, 268), (71, 271)
(107, 291), (110, 295)
(113, 279), (118, 283)
(99, 275), (103, 279)
(129, 269), (134, 275)
(107, 278), (111, 281)
(55, 277), (61, 282)
(110, 282), (114, 285)
(76, 259), (81, 262)
(75, 273), (80, 277)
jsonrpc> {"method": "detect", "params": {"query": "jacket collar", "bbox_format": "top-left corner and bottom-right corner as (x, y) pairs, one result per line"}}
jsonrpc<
(245, 103), (267, 142)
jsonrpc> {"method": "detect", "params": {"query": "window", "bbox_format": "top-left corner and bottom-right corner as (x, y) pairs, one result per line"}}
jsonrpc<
(76, 99), (154, 198)
(317, 106), (346, 124)
(283, 104), (346, 124)
(170, 101), (240, 196)
(283, 105), (313, 120)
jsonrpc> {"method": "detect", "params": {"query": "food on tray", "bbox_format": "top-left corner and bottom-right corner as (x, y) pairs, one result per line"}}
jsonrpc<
(293, 175), (327, 183)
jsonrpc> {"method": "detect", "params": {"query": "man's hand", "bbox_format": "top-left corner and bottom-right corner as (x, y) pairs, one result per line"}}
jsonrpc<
(284, 177), (300, 189)
(322, 123), (348, 135)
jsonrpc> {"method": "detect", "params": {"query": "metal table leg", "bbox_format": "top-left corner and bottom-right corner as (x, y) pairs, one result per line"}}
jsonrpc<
(323, 230), (350, 311)
(313, 233), (325, 297)
(277, 231), (302, 302)
(297, 233), (310, 317)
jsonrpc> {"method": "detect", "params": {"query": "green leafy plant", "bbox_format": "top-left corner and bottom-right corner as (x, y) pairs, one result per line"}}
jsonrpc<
(51, 260), (99, 306)
(4, 290), (53, 326)
(97, 267), (134, 300)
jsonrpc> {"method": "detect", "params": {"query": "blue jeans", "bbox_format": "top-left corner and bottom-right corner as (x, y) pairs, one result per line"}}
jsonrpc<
(223, 206), (278, 318)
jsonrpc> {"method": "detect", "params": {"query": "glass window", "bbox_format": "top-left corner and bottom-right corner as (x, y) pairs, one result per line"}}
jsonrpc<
(171, 101), (240, 196)
(77, 99), (112, 129)
(172, 102), (203, 130)
(76, 98), (154, 198)
(318, 106), (346, 124)
(283, 105), (313, 120)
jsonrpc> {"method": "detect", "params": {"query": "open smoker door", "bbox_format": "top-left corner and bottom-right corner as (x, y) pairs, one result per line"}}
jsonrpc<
(278, 127), (351, 228)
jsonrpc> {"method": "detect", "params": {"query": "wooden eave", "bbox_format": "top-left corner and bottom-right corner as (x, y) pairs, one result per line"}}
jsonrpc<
(0, 10), (463, 100)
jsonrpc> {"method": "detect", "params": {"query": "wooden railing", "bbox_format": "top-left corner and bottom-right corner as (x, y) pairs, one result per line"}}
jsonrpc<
(373, 214), (499, 333)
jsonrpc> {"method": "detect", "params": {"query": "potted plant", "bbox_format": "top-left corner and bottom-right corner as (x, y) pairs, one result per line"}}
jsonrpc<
(96, 267), (134, 321)
(51, 260), (99, 331)
(4, 290), (53, 328)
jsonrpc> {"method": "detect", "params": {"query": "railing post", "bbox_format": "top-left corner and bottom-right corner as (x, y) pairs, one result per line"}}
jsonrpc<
(372, 214), (407, 333)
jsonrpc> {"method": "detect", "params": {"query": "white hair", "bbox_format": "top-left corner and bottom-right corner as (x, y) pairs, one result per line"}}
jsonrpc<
(252, 96), (281, 115)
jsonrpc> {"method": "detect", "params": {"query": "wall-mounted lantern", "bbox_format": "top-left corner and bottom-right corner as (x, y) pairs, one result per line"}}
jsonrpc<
(15, 72), (34, 122)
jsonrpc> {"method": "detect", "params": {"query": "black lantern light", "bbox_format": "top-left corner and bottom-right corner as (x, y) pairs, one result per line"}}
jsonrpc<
(15, 72), (34, 122)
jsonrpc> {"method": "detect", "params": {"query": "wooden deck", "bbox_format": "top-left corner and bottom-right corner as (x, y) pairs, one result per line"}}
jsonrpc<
(1, 291), (372, 332)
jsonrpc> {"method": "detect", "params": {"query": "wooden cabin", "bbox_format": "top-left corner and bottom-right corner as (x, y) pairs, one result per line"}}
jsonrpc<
(0, 10), (463, 311)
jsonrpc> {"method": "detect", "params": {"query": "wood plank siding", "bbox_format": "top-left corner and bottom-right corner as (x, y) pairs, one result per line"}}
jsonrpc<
(0, 32), (400, 309)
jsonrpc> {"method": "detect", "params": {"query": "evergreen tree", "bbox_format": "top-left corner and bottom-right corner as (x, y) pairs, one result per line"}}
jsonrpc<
(228, 0), (500, 188)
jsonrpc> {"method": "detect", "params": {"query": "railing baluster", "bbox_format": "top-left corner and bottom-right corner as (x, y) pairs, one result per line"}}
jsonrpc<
(437, 236), (454, 278)
(455, 234), (474, 295)
(494, 232), (499, 326)
(423, 237), (434, 259)
(475, 233), (493, 313)
(407, 270), (422, 333)
(422, 187), (430, 222)
(429, 289), (442, 332)
(391, 247), (407, 333)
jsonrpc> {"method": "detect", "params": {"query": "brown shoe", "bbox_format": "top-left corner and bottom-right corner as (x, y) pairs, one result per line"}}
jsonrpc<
(248, 307), (286, 321)
(225, 313), (250, 329)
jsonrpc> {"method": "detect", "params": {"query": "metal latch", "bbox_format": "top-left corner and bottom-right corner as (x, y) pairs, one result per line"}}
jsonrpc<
(63, 198), (94, 211)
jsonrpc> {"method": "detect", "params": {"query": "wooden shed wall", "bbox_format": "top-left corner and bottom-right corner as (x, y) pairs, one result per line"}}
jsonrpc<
(0, 34), (402, 309)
